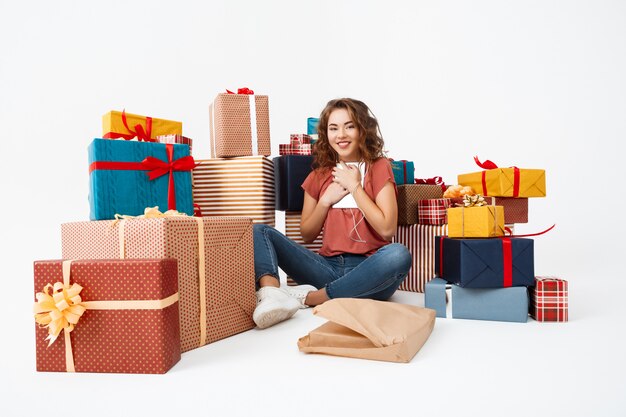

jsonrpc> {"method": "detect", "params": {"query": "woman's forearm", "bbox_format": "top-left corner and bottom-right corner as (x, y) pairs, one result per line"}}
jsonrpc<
(351, 184), (397, 241)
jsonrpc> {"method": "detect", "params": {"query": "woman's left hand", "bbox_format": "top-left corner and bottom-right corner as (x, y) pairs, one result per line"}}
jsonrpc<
(332, 162), (361, 193)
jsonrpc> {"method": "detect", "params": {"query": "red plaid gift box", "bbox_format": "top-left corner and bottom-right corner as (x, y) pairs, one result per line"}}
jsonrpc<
(417, 198), (453, 225)
(279, 143), (312, 155)
(529, 276), (568, 322)
(156, 134), (193, 153)
(290, 134), (311, 146)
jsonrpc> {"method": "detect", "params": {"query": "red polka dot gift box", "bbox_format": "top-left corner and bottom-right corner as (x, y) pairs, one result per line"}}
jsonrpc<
(61, 216), (256, 353)
(33, 259), (180, 374)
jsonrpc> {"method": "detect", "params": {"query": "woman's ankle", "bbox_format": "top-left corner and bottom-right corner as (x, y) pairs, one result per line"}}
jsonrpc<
(305, 288), (330, 306)
(258, 275), (280, 288)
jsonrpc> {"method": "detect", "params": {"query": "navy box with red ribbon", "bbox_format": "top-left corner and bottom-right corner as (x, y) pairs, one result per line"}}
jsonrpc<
(88, 138), (195, 220)
(273, 155), (314, 211)
(435, 236), (535, 288)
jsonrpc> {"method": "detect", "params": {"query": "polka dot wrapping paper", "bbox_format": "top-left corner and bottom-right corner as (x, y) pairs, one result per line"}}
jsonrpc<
(61, 217), (256, 352)
(34, 259), (180, 374)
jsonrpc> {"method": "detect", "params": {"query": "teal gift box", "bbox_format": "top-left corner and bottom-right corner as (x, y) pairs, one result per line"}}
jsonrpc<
(391, 160), (414, 185)
(88, 138), (195, 220)
(425, 278), (528, 323)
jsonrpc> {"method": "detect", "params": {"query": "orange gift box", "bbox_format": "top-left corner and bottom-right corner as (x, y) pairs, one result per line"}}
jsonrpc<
(34, 259), (180, 373)
(61, 216), (256, 353)
(102, 110), (182, 142)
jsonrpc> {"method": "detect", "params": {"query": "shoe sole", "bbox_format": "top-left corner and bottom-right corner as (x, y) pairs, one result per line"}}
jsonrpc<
(253, 301), (299, 329)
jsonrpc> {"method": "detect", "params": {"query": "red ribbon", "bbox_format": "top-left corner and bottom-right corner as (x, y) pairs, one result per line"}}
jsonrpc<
(193, 203), (203, 217)
(89, 143), (196, 211)
(415, 176), (447, 192)
(474, 156), (520, 197)
(226, 88), (254, 95)
(103, 109), (156, 142)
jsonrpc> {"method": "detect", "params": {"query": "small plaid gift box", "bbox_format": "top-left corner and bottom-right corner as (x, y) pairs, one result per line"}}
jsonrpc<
(156, 134), (193, 153)
(529, 276), (568, 322)
(417, 198), (453, 225)
(279, 143), (312, 155)
(290, 134), (311, 146)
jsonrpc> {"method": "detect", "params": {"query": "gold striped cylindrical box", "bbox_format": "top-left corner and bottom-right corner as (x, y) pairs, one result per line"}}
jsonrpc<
(193, 156), (275, 226)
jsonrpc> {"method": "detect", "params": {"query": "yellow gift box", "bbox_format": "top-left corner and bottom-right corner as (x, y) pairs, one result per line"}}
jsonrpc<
(102, 110), (182, 141)
(447, 205), (505, 238)
(458, 167), (545, 198)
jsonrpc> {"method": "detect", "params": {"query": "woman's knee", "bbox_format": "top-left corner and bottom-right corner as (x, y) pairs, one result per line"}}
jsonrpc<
(382, 243), (412, 272)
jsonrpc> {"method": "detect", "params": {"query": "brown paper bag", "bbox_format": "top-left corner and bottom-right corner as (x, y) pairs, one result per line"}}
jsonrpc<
(297, 298), (436, 363)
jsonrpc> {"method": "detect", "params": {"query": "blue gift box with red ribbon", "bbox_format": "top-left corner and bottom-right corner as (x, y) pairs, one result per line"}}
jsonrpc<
(273, 155), (314, 211)
(88, 138), (195, 220)
(390, 160), (414, 185)
(434, 236), (534, 288)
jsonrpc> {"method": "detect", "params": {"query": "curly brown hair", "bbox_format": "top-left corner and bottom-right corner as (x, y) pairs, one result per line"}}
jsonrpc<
(313, 98), (386, 171)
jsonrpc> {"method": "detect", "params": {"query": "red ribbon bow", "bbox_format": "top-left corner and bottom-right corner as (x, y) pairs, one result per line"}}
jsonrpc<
(226, 88), (254, 95)
(103, 109), (155, 142)
(89, 143), (196, 211)
(415, 176), (447, 192)
(474, 156), (520, 197)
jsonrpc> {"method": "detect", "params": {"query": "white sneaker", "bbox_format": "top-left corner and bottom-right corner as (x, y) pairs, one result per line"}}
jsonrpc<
(253, 286), (300, 329)
(283, 284), (317, 309)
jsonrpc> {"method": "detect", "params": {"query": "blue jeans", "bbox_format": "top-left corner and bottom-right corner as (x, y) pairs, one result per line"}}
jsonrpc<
(253, 223), (411, 300)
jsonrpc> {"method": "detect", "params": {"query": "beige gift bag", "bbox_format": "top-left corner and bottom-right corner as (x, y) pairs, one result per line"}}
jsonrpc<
(298, 298), (436, 363)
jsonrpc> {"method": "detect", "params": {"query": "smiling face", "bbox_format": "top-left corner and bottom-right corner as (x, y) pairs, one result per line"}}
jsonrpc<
(327, 108), (362, 162)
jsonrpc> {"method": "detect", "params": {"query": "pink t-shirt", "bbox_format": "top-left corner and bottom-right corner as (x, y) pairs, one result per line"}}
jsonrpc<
(301, 158), (397, 257)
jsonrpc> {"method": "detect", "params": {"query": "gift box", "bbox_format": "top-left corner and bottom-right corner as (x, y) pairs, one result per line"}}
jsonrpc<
(529, 276), (568, 322)
(307, 117), (319, 135)
(490, 197), (528, 224)
(192, 156), (275, 226)
(279, 143), (312, 156)
(458, 158), (546, 198)
(274, 155), (314, 211)
(34, 259), (181, 373)
(290, 134), (311, 145)
(156, 134), (193, 154)
(397, 184), (445, 225)
(435, 236), (534, 288)
(88, 138), (194, 220)
(417, 198), (453, 225)
(209, 92), (271, 157)
(391, 160), (414, 185)
(392, 224), (448, 292)
(285, 211), (324, 286)
(102, 110), (182, 141)
(425, 278), (528, 323)
(447, 205), (505, 238)
(61, 216), (256, 352)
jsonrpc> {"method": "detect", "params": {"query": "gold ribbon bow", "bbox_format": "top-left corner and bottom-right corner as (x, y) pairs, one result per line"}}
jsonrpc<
(114, 206), (189, 222)
(457, 194), (487, 207)
(34, 280), (86, 346)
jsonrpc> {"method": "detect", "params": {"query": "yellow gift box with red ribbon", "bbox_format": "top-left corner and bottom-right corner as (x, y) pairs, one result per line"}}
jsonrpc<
(103, 110), (182, 142)
(457, 156), (546, 198)
(447, 205), (505, 238)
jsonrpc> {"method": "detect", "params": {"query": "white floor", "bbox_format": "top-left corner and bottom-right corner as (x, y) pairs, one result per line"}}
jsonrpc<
(4, 272), (624, 417)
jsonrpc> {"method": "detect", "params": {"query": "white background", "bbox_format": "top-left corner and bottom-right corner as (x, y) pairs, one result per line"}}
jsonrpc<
(1, 1), (625, 416)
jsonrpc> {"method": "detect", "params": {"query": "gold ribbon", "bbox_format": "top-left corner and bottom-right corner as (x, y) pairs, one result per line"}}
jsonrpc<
(457, 194), (497, 237)
(114, 206), (208, 346)
(33, 260), (179, 372)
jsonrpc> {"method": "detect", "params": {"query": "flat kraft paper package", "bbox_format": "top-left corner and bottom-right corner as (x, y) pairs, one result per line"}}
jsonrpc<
(62, 216), (256, 352)
(102, 110), (182, 141)
(298, 298), (436, 363)
(193, 156), (275, 226)
(209, 93), (271, 157)
(34, 259), (181, 373)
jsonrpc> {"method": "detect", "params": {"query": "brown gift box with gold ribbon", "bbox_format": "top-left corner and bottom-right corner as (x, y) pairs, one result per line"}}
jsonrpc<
(34, 259), (180, 373)
(61, 214), (256, 353)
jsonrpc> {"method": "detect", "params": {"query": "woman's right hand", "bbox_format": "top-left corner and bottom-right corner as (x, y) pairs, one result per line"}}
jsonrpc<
(319, 182), (349, 207)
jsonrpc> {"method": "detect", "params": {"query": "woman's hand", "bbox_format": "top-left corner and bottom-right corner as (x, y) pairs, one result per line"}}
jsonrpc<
(332, 162), (361, 193)
(319, 182), (350, 207)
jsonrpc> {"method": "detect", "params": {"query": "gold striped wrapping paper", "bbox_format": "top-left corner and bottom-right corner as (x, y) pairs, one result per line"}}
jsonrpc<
(192, 156), (275, 226)
(285, 211), (323, 286)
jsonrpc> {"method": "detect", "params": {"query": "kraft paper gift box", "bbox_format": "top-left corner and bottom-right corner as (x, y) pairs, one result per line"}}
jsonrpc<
(392, 224), (448, 292)
(457, 160), (546, 198)
(284, 211), (324, 286)
(447, 205), (505, 238)
(391, 160), (414, 185)
(529, 276), (568, 322)
(397, 184), (445, 225)
(192, 156), (275, 226)
(417, 198), (453, 225)
(61, 216), (256, 353)
(209, 92), (271, 157)
(88, 138), (195, 220)
(102, 110), (182, 141)
(34, 259), (181, 373)
(425, 278), (528, 323)
(274, 155), (314, 211)
(435, 236), (535, 288)
(297, 298), (436, 363)
(156, 134), (193, 154)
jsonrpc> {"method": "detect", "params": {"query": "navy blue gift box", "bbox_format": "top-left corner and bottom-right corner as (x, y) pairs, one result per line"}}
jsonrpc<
(434, 236), (534, 288)
(273, 155), (314, 211)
